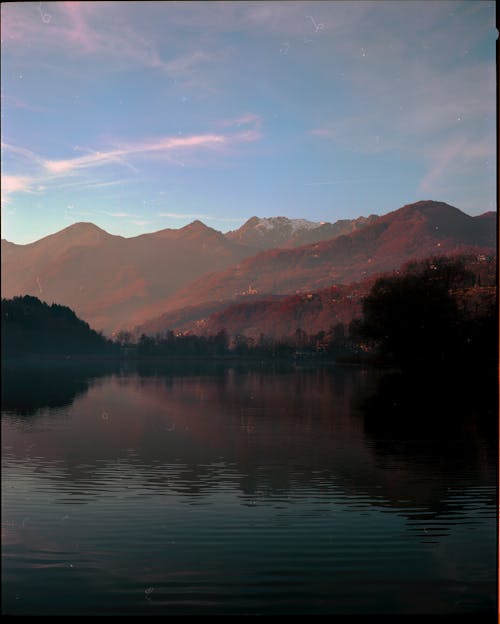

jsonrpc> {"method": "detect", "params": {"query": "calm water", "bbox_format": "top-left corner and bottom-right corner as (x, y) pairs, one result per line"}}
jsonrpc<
(2, 362), (497, 615)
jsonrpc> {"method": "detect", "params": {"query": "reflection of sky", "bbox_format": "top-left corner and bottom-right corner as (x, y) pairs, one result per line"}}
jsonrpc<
(1, 1), (496, 243)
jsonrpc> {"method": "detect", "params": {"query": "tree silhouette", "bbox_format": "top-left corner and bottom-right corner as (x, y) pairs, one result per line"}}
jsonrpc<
(358, 258), (474, 371)
(2, 296), (116, 358)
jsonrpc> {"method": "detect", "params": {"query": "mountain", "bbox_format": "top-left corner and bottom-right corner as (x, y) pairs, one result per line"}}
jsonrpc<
(0, 212), (383, 335)
(193, 253), (497, 340)
(135, 252), (496, 341)
(225, 214), (379, 250)
(3, 201), (495, 336)
(1, 221), (262, 334)
(135, 201), (496, 335)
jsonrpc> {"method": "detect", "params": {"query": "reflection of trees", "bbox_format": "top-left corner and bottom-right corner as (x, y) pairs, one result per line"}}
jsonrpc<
(354, 370), (497, 523)
(1, 361), (118, 416)
(360, 370), (497, 438)
(3, 366), (496, 528)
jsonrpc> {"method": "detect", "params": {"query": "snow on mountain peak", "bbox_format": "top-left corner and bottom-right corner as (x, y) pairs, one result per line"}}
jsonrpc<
(254, 217), (322, 232)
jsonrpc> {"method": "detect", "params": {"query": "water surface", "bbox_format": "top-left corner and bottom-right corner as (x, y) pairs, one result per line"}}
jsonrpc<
(2, 362), (497, 615)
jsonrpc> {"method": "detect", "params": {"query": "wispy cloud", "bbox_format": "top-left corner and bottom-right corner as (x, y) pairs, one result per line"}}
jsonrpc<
(2, 2), (165, 70)
(102, 211), (132, 218)
(311, 51), (495, 196)
(129, 219), (152, 227)
(0, 93), (46, 112)
(419, 136), (494, 195)
(42, 130), (254, 175)
(216, 113), (262, 129)
(2, 1), (226, 94)
(1, 175), (35, 204)
(165, 50), (213, 75)
(2, 120), (262, 203)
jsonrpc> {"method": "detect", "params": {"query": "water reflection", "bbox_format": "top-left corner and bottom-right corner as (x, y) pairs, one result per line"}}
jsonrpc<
(357, 370), (497, 526)
(2, 364), (496, 615)
(2, 361), (117, 416)
(2, 364), (496, 522)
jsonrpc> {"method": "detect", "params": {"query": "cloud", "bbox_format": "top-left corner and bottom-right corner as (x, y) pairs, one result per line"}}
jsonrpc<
(311, 127), (335, 140)
(0, 94), (46, 113)
(1, 142), (46, 169)
(2, 120), (262, 203)
(129, 219), (151, 227)
(165, 50), (213, 75)
(102, 211), (132, 218)
(42, 132), (235, 176)
(216, 113), (262, 129)
(418, 136), (494, 195)
(1, 2), (166, 70)
(1, 175), (35, 204)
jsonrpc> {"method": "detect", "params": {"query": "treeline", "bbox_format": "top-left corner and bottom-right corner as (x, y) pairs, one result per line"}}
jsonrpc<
(1, 295), (117, 358)
(114, 323), (361, 360)
(117, 255), (496, 373)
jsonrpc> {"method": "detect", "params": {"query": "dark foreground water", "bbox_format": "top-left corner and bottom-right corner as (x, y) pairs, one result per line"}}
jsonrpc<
(1, 362), (497, 615)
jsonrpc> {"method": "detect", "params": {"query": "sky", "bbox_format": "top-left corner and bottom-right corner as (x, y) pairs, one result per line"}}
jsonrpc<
(1, 1), (496, 244)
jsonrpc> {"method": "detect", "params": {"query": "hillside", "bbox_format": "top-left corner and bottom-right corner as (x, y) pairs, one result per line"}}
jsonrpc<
(1, 221), (261, 334)
(198, 253), (496, 340)
(135, 201), (496, 335)
(136, 253), (495, 341)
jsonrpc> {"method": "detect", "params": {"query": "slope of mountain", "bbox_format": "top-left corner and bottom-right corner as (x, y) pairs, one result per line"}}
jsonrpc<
(136, 252), (496, 340)
(196, 254), (497, 340)
(225, 214), (379, 250)
(1, 221), (261, 334)
(135, 201), (496, 335)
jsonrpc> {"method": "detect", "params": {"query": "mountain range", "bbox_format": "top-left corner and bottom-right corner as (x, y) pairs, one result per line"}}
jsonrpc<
(1, 201), (496, 337)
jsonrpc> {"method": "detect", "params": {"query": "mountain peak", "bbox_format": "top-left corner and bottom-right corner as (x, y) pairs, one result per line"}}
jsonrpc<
(398, 200), (463, 217)
(64, 221), (108, 233)
(177, 220), (224, 239)
(182, 219), (209, 229)
(179, 220), (216, 234)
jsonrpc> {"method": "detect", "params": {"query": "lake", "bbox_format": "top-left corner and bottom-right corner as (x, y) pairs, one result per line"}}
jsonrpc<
(1, 361), (497, 615)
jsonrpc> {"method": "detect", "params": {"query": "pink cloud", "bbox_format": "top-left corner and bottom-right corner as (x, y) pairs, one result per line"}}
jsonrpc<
(1, 174), (35, 204)
(217, 113), (262, 129)
(1, 2), (164, 70)
(43, 133), (231, 175)
(3, 126), (262, 203)
(0, 93), (46, 113)
(311, 127), (336, 139)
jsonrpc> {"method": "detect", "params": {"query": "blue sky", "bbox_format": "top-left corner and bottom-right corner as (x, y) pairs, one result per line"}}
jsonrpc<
(1, 1), (496, 243)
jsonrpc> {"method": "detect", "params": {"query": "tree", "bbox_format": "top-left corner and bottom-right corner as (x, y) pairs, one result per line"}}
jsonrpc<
(358, 259), (473, 371)
(115, 330), (133, 346)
